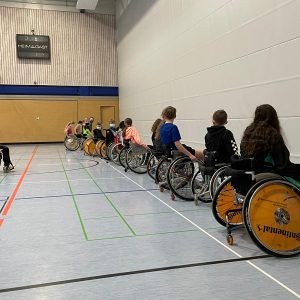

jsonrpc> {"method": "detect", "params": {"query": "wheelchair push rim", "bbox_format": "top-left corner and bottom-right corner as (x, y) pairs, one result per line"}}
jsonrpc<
(64, 136), (80, 151)
(243, 179), (300, 257)
(147, 154), (158, 180)
(212, 177), (243, 227)
(125, 147), (148, 174)
(167, 156), (195, 201)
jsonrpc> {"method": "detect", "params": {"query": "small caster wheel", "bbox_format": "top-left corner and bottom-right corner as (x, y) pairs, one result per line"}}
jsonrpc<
(159, 185), (164, 192)
(227, 234), (233, 245)
(171, 193), (175, 201)
(194, 194), (198, 206)
(125, 168), (128, 172)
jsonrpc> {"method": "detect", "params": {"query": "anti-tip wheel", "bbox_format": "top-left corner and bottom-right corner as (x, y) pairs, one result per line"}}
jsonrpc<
(227, 234), (234, 245)
(171, 193), (175, 201)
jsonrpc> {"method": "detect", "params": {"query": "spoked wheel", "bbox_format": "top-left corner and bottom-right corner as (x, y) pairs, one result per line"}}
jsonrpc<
(110, 143), (123, 165)
(83, 138), (93, 155)
(106, 142), (114, 160)
(147, 154), (158, 180)
(243, 179), (300, 257)
(64, 136), (80, 151)
(212, 177), (243, 227)
(167, 157), (195, 201)
(209, 166), (228, 200)
(119, 147), (128, 168)
(155, 158), (171, 190)
(125, 148), (148, 174)
(191, 169), (210, 204)
(88, 140), (96, 156)
(95, 140), (104, 157)
(100, 142), (108, 159)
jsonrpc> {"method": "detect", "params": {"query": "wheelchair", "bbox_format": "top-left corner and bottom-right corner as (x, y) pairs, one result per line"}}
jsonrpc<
(64, 135), (85, 151)
(212, 156), (300, 257)
(147, 150), (163, 180)
(124, 143), (150, 174)
(191, 150), (228, 205)
(155, 145), (196, 201)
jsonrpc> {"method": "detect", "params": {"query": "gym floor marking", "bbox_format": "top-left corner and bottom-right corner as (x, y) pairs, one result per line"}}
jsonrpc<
(0, 254), (270, 294)
(107, 161), (300, 299)
(0, 145), (38, 228)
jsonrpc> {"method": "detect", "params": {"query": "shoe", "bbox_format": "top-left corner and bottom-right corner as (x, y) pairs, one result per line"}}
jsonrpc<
(3, 164), (14, 173)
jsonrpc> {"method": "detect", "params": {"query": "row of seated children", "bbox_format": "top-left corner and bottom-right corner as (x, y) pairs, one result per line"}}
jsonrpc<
(123, 104), (300, 183)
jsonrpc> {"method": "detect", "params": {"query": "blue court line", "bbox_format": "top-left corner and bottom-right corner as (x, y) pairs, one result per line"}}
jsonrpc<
(13, 188), (160, 201)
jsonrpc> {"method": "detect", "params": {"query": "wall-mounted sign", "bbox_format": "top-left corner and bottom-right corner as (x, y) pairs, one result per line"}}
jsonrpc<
(16, 34), (51, 59)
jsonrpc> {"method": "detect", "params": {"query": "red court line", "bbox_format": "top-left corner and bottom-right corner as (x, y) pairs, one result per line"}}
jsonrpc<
(0, 145), (38, 226)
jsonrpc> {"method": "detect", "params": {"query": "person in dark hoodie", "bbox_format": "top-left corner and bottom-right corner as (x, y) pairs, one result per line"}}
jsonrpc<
(205, 110), (238, 163)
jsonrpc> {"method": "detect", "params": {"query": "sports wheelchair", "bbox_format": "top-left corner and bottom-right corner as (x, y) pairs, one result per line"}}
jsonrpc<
(64, 135), (85, 151)
(155, 145), (196, 201)
(212, 156), (300, 257)
(191, 150), (229, 205)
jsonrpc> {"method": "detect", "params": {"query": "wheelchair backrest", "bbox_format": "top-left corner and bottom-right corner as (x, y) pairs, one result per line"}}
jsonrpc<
(203, 150), (217, 168)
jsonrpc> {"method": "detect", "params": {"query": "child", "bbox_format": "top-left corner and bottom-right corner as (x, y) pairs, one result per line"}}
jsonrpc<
(151, 118), (164, 151)
(123, 118), (150, 150)
(105, 120), (117, 146)
(64, 121), (75, 137)
(93, 122), (105, 142)
(74, 121), (83, 138)
(160, 106), (203, 161)
(205, 110), (238, 163)
(241, 104), (300, 180)
(83, 123), (93, 138)
(0, 145), (14, 172)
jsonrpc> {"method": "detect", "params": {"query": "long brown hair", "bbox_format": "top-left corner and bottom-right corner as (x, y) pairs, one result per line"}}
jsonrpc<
(241, 104), (283, 156)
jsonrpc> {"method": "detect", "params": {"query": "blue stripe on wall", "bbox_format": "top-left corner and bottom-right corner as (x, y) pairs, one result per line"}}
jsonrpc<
(0, 85), (119, 96)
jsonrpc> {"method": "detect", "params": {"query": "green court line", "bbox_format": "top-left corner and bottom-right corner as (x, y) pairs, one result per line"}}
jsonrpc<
(88, 229), (199, 241)
(58, 152), (89, 241)
(83, 208), (208, 221)
(75, 158), (136, 236)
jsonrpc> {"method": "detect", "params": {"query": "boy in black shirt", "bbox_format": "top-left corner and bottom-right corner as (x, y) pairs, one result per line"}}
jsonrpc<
(205, 110), (238, 163)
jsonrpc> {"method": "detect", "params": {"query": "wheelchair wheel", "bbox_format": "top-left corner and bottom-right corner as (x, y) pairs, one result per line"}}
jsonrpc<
(125, 148), (148, 174)
(243, 179), (300, 257)
(106, 142), (114, 160)
(147, 154), (158, 180)
(95, 140), (104, 157)
(88, 140), (96, 156)
(155, 158), (171, 190)
(119, 147), (128, 168)
(209, 166), (228, 200)
(64, 136), (80, 151)
(83, 138), (93, 155)
(212, 177), (243, 227)
(191, 168), (210, 202)
(167, 156), (195, 201)
(110, 143), (123, 165)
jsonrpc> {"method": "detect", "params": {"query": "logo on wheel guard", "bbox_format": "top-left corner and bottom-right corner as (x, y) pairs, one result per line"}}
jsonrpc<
(257, 224), (300, 240)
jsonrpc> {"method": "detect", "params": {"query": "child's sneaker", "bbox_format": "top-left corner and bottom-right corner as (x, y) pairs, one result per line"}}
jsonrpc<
(3, 164), (14, 173)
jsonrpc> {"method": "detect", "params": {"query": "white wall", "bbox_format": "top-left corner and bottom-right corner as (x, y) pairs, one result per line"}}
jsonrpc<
(116, 0), (300, 162)
(0, 6), (117, 86)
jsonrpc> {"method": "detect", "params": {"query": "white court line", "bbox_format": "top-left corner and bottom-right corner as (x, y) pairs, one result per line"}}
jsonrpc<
(107, 161), (300, 299)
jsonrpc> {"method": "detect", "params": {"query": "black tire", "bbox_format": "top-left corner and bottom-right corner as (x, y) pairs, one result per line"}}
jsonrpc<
(64, 136), (80, 151)
(155, 158), (171, 190)
(167, 156), (195, 201)
(147, 154), (158, 180)
(209, 166), (228, 200)
(110, 143), (123, 165)
(243, 179), (300, 257)
(125, 148), (148, 174)
(119, 146), (128, 168)
(212, 177), (243, 227)
(191, 169), (210, 201)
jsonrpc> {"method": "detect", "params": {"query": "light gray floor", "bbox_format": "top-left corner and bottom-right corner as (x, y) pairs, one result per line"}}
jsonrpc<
(0, 144), (299, 299)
